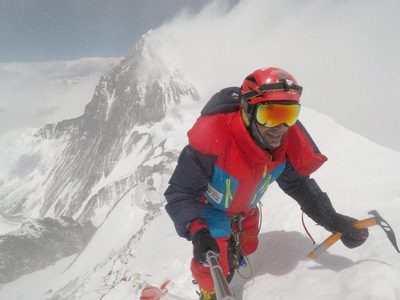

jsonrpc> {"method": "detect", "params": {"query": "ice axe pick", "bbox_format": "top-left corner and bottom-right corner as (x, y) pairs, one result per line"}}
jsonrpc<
(307, 210), (400, 259)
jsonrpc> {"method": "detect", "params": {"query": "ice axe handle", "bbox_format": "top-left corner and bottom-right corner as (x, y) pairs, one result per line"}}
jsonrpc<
(307, 216), (377, 259)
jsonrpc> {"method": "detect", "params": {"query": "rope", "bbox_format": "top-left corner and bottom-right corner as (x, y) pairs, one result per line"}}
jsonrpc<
(301, 212), (316, 245)
(257, 202), (263, 235)
(236, 254), (253, 280)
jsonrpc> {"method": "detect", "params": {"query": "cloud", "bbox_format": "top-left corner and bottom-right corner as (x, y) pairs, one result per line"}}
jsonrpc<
(0, 57), (120, 135)
(148, 0), (400, 151)
(31, 106), (59, 120)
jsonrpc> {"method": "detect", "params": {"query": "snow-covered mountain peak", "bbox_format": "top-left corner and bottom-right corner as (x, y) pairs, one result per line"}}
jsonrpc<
(90, 32), (199, 121)
(0, 31), (200, 230)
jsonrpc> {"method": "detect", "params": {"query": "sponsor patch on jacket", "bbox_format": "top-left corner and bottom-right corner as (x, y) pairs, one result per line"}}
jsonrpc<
(206, 183), (223, 204)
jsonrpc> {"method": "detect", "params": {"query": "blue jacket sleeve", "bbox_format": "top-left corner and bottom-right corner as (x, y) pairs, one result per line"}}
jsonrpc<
(164, 145), (216, 240)
(276, 160), (337, 230)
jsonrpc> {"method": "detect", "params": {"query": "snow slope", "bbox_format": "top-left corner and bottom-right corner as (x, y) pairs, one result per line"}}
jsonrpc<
(1, 105), (399, 300)
(1, 0), (400, 298)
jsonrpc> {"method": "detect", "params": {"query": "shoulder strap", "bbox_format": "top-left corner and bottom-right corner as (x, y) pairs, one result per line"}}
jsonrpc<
(200, 87), (241, 116)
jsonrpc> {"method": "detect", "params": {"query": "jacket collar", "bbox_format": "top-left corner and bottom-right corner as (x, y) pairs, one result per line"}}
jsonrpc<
(230, 111), (288, 164)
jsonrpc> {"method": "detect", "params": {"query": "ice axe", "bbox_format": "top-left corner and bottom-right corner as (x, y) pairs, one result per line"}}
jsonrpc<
(307, 210), (400, 259)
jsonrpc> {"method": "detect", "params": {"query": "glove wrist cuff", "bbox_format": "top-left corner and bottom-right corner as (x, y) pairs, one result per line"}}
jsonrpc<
(188, 219), (208, 237)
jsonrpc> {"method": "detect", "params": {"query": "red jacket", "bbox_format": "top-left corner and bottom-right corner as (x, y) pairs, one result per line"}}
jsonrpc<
(187, 110), (327, 215)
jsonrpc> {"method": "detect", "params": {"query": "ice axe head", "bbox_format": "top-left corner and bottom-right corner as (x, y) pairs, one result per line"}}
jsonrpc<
(369, 210), (400, 253)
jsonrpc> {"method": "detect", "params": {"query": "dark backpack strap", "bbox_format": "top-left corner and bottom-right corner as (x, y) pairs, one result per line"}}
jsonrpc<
(201, 87), (241, 116)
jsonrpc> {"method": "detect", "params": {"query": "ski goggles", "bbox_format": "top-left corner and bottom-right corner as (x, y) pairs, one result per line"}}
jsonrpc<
(255, 102), (300, 128)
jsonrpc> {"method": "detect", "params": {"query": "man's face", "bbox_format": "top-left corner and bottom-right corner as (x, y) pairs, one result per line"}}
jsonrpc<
(255, 123), (289, 149)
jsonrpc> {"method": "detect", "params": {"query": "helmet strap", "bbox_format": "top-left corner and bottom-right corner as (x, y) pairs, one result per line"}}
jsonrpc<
(250, 119), (270, 150)
(241, 98), (267, 149)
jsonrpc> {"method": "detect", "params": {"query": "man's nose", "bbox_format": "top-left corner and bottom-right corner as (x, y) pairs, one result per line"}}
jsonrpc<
(271, 124), (289, 133)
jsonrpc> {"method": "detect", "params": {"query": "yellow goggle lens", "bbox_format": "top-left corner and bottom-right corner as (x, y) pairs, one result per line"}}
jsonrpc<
(255, 103), (300, 128)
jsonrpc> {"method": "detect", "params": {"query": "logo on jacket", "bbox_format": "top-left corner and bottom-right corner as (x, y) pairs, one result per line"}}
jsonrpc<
(206, 184), (223, 205)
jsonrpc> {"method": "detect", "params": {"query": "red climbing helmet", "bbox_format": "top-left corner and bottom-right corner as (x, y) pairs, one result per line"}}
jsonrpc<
(240, 67), (302, 104)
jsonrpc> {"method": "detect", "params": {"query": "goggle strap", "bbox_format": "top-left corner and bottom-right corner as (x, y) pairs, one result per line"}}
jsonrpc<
(241, 89), (259, 100)
(242, 80), (303, 101)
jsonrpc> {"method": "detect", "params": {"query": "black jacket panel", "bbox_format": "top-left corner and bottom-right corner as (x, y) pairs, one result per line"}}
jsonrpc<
(165, 145), (216, 240)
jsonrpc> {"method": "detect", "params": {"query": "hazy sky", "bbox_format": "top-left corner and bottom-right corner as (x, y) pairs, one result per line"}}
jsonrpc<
(0, 0), (399, 153)
(147, 0), (400, 152)
(0, 0), (217, 62)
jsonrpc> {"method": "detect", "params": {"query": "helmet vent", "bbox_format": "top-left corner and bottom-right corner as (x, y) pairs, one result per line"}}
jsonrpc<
(245, 75), (257, 84)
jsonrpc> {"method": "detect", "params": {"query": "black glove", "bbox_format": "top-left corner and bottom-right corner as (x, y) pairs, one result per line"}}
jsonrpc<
(330, 213), (369, 248)
(192, 229), (220, 264)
